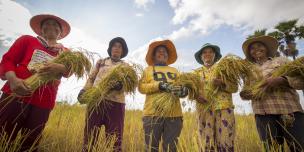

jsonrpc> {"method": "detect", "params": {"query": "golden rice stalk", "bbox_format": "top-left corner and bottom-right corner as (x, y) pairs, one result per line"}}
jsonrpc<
(205, 54), (253, 100)
(152, 92), (179, 116)
(24, 50), (92, 91)
(272, 56), (304, 77)
(80, 64), (139, 113)
(151, 72), (201, 116)
(251, 56), (304, 100)
(174, 72), (201, 101)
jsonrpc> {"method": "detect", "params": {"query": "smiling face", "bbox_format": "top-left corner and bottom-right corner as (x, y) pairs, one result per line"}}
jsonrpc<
(110, 42), (123, 60)
(249, 42), (269, 62)
(200, 47), (216, 66)
(153, 46), (169, 65)
(40, 19), (62, 40)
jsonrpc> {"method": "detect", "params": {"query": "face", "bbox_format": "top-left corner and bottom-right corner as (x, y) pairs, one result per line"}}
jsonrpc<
(153, 46), (169, 65)
(201, 47), (215, 65)
(249, 42), (268, 61)
(41, 19), (62, 40)
(111, 42), (123, 60)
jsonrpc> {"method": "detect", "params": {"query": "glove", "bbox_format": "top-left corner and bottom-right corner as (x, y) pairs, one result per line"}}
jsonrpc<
(77, 89), (86, 102)
(239, 90), (253, 100)
(159, 82), (173, 92)
(171, 85), (188, 98)
(112, 81), (123, 91)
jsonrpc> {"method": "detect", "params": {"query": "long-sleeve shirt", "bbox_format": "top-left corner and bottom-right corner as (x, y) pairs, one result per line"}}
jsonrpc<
(83, 58), (126, 103)
(194, 65), (238, 111)
(139, 66), (182, 117)
(243, 57), (303, 115)
(0, 35), (68, 109)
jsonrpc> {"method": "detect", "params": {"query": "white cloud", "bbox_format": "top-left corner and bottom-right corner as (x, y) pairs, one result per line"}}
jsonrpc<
(0, 0), (34, 46)
(61, 27), (107, 56)
(135, 13), (144, 17)
(168, 0), (304, 40)
(134, 0), (155, 9)
(168, 27), (193, 40)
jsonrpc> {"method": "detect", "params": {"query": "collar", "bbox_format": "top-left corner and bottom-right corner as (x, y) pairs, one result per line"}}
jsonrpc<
(37, 36), (64, 52)
(154, 63), (167, 66)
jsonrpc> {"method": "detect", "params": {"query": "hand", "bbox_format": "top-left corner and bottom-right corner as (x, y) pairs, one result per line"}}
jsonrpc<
(38, 62), (67, 76)
(240, 90), (253, 100)
(111, 81), (123, 91)
(159, 82), (173, 92)
(196, 96), (208, 104)
(260, 77), (289, 89)
(171, 85), (188, 98)
(77, 89), (86, 101)
(213, 78), (226, 88)
(9, 77), (32, 96)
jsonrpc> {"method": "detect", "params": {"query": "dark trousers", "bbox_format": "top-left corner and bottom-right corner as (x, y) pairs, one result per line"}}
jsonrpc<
(143, 116), (183, 152)
(82, 100), (125, 152)
(255, 112), (304, 152)
(0, 93), (51, 152)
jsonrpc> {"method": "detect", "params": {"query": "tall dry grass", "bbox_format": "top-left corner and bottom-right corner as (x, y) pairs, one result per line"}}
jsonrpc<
(0, 104), (267, 152)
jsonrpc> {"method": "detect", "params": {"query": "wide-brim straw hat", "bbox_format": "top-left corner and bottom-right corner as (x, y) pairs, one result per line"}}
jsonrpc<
(242, 36), (278, 62)
(30, 14), (71, 40)
(194, 43), (222, 65)
(145, 40), (177, 66)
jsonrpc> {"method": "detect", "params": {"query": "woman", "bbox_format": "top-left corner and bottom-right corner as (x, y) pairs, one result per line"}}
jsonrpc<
(0, 14), (71, 151)
(194, 43), (237, 152)
(139, 40), (188, 152)
(240, 36), (304, 152)
(78, 37), (129, 152)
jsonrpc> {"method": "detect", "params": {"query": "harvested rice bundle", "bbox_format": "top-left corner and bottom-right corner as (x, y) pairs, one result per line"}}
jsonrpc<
(152, 72), (201, 116)
(252, 56), (304, 100)
(24, 50), (92, 91)
(272, 56), (304, 77)
(205, 54), (253, 100)
(251, 78), (293, 100)
(152, 92), (179, 116)
(80, 64), (139, 113)
(174, 72), (201, 100)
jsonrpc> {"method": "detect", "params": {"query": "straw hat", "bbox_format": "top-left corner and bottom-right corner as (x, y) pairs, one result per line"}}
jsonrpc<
(242, 36), (278, 62)
(194, 43), (222, 65)
(145, 40), (177, 66)
(30, 14), (70, 40)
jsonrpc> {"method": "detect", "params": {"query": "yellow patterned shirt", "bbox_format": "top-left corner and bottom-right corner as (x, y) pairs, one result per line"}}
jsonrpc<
(194, 65), (238, 111)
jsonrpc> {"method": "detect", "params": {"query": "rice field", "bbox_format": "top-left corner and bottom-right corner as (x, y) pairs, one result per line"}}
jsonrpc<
(1, 104), (262, 152)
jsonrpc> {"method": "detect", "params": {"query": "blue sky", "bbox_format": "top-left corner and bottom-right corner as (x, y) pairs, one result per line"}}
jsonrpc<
(0, 0), (304, 114)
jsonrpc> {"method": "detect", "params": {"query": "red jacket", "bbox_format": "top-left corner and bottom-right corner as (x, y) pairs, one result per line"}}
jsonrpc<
(0, 35), (67, 109)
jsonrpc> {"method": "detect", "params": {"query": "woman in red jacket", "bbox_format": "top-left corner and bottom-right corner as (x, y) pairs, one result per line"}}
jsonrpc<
(0, 14), (71, 151)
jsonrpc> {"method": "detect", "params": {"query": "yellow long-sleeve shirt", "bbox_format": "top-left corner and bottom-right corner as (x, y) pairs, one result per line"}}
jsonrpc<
(139, 66), (182, 117)
(194, 65), (238, 111)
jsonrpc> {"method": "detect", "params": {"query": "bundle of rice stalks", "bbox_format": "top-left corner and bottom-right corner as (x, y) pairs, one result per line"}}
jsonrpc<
(152, 72), (201, 116)
(24, 50), (92, 92)
(251, 56), (304, 100)
(80, 63), (139, 114)
(205, 54), (253, 100)
(272, 56), (304, 77)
